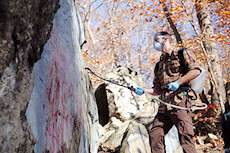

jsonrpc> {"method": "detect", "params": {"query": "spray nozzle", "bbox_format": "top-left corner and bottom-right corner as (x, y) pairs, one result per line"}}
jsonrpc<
(128, 86), (135, 91)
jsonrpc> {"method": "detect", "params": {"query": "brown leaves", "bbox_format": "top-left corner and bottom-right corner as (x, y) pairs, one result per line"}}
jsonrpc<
(195, 135), (225, 152)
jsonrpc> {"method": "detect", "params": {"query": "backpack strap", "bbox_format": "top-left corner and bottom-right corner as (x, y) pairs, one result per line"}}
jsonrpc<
(155, 62), (159, 72)
(178, 48), (188, 75)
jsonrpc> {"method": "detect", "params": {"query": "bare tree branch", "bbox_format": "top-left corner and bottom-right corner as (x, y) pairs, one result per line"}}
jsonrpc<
(160, 2), (183, 45)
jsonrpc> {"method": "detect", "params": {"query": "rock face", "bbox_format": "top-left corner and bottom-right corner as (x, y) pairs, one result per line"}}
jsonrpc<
(0, 0), (99, 153)
(95, 67), (183, 153)
(95, 67), (158, 153)
(0, 0), (59, 152)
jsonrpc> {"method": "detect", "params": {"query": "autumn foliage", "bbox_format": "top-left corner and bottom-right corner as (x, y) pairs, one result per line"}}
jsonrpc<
(194, 104), (221, 135)
(77, 0), (229, 86)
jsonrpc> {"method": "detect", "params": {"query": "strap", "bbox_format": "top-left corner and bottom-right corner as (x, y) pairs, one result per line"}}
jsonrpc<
(155, 62), (160, 72)
(178, 48), (188, 75)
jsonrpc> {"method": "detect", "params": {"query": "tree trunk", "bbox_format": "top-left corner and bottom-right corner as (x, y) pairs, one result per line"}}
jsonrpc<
(161, 2), (183, 45)
(195, 0), (226, 115)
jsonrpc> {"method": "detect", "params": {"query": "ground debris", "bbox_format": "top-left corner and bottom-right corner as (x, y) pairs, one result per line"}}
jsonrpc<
(98, 142), (120, 153)
(194, 134), (225, 153)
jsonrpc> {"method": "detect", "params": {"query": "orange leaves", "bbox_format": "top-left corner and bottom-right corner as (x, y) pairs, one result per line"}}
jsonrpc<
(145, 18), (153, 22)
(172, 18), (176, 22)
(220, 62), (229, 67)
(178, 7), (183, 12)
(207, 104), (220, 109)
(147, 7), (151, 11)
(156, 8), (161, 13)
(203, 56), (208, 60)
(195, 0), (208, 8)
(178, 42), (184, 47)
(159, 0), (166, 3)
(79, 0), (230, 88)
(222, 11), (230, 15)
(197, 54), (203, 59)
(82, 49), (88, 58)
(194, 103), (221, 129)
(169, 5), (183, 13)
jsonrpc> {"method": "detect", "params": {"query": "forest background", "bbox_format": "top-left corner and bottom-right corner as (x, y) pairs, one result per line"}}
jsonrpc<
(77, 0), (229, 151)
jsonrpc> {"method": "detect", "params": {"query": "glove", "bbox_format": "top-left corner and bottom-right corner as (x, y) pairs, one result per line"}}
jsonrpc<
(225, 148), (230, 153)
(167, 81), (180, 91)
(134, 87), (145, 95)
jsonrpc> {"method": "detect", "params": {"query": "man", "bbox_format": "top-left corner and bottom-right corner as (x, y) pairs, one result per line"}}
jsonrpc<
(134, 31), (201, 153)
(222, 89), (230, 153)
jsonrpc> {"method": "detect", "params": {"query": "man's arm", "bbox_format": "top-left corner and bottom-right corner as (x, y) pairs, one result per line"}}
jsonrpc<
(177, 69), (200, 85)
(167, 69), (201, 91)
(179, 48), (201, 85)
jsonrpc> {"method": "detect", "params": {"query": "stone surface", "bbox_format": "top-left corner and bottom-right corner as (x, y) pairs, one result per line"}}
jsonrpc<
(0, 0), (59, 152)
(120, 121), (151, 153)
(0, 0), (99, 153)
(101, 67), (154, 121)
(95, 67), (182, 153)
(26, 1), (99, 153)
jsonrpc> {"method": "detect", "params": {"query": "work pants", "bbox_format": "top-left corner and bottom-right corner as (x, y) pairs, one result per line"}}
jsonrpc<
(149, 107), (196, 153)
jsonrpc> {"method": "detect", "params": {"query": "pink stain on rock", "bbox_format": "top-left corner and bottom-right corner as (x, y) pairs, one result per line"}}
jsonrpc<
(43, 27), (82, 153)
(25, 1), (99, 153)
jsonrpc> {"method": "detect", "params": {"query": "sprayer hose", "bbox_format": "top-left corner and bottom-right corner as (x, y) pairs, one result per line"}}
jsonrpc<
(147, 93), (207, 110)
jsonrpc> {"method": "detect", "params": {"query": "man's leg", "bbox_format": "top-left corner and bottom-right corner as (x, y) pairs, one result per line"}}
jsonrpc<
(149, 112), (173, 153)
(170, 108), (196, 153)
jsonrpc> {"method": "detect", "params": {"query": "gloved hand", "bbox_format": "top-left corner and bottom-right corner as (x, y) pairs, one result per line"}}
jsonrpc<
(134, 87), (145, 95)
(167, 81), (180, 91)
(225, 148), (230, 153)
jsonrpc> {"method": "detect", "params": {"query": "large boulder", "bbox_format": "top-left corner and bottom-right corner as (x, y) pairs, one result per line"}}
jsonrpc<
(95, 67), (158, 153)
(120, 121), (151, 153)
(95, 67), (183, 153)
(26, 1), (99, 153)
(0, 0), (99, 153)
(99, 120), (151, 153)
(0, 0), (59, 152)
(96, 67), (155, 123)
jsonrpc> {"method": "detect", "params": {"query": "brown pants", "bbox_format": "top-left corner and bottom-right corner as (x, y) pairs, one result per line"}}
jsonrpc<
(149, 108), (196, 153)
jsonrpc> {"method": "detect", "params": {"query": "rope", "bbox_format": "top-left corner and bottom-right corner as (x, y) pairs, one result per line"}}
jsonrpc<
(85, 68), (207, 110)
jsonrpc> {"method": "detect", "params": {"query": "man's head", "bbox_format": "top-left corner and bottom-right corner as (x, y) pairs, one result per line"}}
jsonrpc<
(153, 31), (171, 52)
(154, 31), (170, 41)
